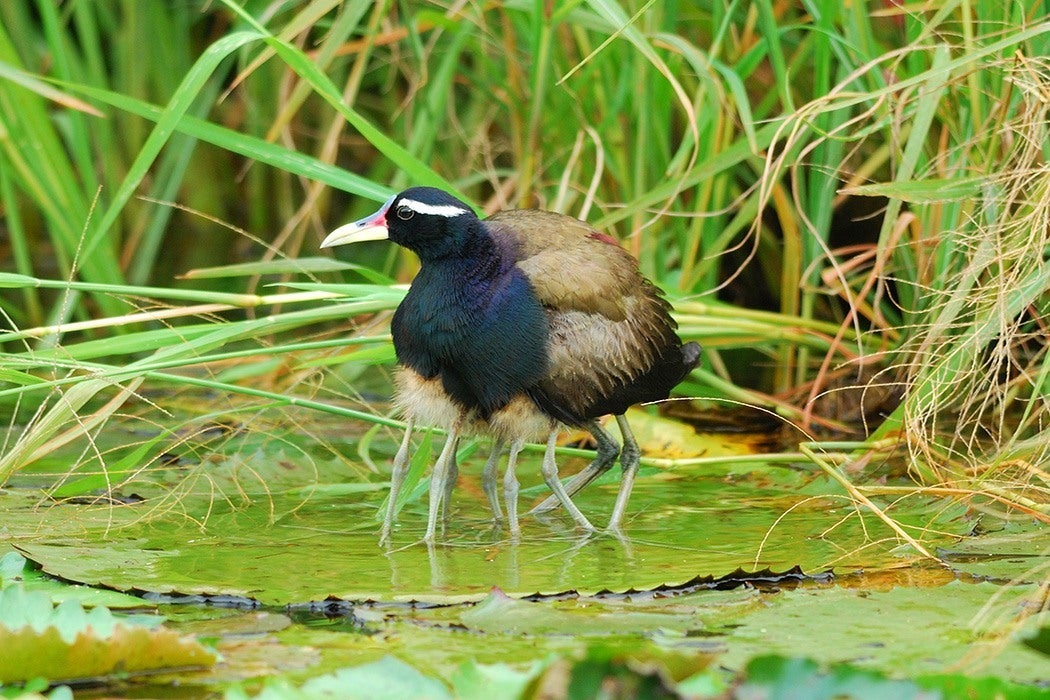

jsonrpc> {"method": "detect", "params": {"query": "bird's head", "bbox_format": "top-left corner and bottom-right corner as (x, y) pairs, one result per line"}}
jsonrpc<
(321, 187), (479, 260)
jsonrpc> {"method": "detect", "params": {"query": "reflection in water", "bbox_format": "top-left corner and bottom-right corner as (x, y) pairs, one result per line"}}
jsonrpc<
(413, 530), (639, 593)
(381, 525), (642, 595)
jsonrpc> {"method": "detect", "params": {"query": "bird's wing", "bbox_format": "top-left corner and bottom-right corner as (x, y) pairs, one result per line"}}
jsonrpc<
(486, 210), (686, 423)
(487, 210), (637, 321)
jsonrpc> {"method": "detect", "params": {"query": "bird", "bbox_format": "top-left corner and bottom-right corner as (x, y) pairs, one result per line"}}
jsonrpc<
(321, 187), (701, 544)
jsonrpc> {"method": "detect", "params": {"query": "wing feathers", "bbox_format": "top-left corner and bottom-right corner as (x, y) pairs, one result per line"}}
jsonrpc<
(486, 209), (689, 423)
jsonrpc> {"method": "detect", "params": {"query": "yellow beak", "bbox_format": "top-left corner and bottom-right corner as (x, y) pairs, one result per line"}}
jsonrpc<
(320, 194), (396, 248)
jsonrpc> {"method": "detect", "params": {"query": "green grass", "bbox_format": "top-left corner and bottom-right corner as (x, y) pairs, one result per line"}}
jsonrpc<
(0, 1), (1047, 534)
(0, 4), (1047, 693)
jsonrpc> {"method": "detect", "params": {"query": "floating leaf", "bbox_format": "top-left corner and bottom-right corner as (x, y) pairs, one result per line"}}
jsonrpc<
(451, 658), (548, 700)
(1022, 627), (1050, 657)
(299, 656), (451, 700)
(937, 522), (1050, 582)
(0, 586), (215, 684)
(461, 587), (703, 636)
(713, 581), (1047, 683)
(0, 548), (146, 609)
(0, 550), (28, 583)
(738, 655), (937, 700)
(917, 671), (1050, 699)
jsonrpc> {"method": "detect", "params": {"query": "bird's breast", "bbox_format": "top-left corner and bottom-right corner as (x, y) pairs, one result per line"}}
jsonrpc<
(391, 262), (549, 417)
(395, 286), (483, 358)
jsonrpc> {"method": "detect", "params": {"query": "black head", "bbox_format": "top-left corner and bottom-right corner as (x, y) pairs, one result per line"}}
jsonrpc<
(321, 187), (480, 261)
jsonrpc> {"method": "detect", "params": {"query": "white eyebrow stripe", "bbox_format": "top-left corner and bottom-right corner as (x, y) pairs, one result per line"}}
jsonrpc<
(399, 198), (469, 218)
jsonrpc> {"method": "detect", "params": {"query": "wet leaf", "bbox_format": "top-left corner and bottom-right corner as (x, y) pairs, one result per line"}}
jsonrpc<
(225, 679), (309, 700)
(0, 549), (148, 610)
(917, 672), (1050, 700)
(937, 522), (1050, 582)
(1023, 626), (1050, 657)
(211, 636), (322, 682)
(0, 587), (215, 684)
(737, 655), (937, 700)
(451, 658), (548, 700)
(460, 587), (705, 636)
(711, 581), (1047, 683)
(299, 656), (451, 700)
(676, 669), (729, 697)
(0, 551), (27, 582)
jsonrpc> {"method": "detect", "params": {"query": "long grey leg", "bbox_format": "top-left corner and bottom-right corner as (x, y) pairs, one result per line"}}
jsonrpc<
(380, 417), (414, 547)
(440, 436), (461, 532)
(482, 440), (505, 522)
(528, 419), (620, 515)
(503, 438), (525, 538)
(608, 414), (640, 530)
(539, 430), (595, 531)
(425, 419), (462, 543)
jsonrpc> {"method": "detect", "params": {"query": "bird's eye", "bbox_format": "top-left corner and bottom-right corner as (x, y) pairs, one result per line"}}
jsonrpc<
(396, 205), (414, 220)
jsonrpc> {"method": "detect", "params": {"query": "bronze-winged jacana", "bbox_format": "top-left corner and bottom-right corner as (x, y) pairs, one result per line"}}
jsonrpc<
(322, 187), (700, 543)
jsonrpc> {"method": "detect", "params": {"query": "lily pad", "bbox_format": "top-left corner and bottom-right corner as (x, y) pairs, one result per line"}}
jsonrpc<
(0, 586), (215, 684)
(299, 656), (452, 700)
(737, 655), (938, 700)
(937, 522), (1050, 582)
(710, 580), (1047, 682)
(458, 586), (713, 635)
(0, 550), (147, 610)
(9, 470), (961, 605)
